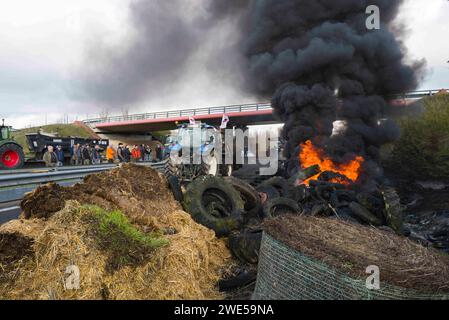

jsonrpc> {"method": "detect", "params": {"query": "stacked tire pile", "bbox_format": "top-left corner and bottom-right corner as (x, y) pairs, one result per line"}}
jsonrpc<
(174, 174), (404, 292)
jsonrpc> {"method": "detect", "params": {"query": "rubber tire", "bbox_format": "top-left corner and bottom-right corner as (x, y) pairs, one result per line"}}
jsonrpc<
(0, 143), (25, 170)
(164, 157), (179, 178)
(167, 175), (183, 202)
(259, 177), (291, 197)
(224, 177), (262, 219)
(256, 186), (280, 201)
(263, 197), (302, 219)
(219, 269), (257, 291)
(228, 230), (262, 264)
(183, 175), (244, 237)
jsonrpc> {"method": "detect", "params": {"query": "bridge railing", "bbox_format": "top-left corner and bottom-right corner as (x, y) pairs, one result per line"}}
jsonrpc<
(83, 102), (272, 125)
(83, 90), (447, 126)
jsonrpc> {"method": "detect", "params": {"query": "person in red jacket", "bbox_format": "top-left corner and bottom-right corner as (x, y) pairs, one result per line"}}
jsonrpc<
(131, 145), (141, 163)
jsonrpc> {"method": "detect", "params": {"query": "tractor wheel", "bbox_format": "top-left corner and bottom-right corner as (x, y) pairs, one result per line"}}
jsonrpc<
(164, 157), (180, 178)
(0, 144), (25, 170)
(183, 175), (244, 237)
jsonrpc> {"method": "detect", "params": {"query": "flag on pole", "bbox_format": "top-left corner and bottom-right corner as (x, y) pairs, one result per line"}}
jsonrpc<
(220, 114), (230, 129)
(189, 116), (196, 125)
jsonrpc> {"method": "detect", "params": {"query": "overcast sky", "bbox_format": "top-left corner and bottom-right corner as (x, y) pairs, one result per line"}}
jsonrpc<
(0, 0), (448, 129)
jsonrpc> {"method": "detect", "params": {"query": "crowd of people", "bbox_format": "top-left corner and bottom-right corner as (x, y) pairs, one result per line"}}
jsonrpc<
(42, 143), (165, 168)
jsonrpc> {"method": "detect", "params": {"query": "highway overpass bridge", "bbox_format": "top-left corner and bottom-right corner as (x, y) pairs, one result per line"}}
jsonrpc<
(84, 90), (446, 134)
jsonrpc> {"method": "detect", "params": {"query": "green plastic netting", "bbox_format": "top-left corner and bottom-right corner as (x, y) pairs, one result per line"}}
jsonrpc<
(252, 232), (449, 300)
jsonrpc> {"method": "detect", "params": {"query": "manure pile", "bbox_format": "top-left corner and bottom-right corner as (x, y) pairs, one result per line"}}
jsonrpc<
(0, 164), (232, 300)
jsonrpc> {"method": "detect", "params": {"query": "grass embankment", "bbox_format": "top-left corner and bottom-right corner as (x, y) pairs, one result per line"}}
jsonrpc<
(390, 94), (449, 179)
(12, 124), (92, 156)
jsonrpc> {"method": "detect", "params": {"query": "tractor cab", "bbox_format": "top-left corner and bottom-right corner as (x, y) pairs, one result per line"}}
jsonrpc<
(0, 121), (12, 140)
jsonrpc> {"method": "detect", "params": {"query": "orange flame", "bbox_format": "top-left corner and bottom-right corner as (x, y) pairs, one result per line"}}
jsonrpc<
(299, 140), (364, 185)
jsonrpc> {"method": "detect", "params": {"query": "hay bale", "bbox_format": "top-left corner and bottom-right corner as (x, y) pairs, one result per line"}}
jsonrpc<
(1, 164), (233, 300)
(263, 215), (449, 294)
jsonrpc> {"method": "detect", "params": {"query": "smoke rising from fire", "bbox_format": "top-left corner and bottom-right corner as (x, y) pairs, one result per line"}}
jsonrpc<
(75, 0), (251, 108)
(236, 0), (425, 182)
(76, 0), (424, 185)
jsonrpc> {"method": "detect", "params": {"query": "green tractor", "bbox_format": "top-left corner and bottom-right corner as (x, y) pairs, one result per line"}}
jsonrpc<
(0, 119), (25, 170)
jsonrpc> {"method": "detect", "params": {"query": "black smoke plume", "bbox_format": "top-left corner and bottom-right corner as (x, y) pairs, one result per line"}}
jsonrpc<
(75, 0), (251, 107)
(236, 0), (425, 182)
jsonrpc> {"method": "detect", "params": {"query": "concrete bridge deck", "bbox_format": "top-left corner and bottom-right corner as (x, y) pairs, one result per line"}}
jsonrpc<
(83, 89), (447, 133)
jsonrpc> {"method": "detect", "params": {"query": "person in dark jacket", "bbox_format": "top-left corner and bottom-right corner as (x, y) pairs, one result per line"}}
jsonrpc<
(55, 145), (65, 167)
(140, 144), (146, 162)
(117, 143), (125, 163)
(156, 144), (163, 161)
(123, 145), (131, 163)
(81, 144), (91, 165)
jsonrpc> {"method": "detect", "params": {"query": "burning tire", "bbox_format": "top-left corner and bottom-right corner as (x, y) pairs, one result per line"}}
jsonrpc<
(183, 175), (244, 237)
(0, 143), (25, 170)
(262, 197), (302, 218)
(224, 177), (262, 219)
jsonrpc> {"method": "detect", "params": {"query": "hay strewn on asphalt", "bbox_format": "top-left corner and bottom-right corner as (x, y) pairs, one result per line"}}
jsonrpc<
(263, 215), (449, 294)
(0, 164), (232, 300)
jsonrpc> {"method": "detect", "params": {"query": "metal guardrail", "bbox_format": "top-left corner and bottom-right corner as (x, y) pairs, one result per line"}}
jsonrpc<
(82, 90), (447, 126)
(0, 161), (167, 204)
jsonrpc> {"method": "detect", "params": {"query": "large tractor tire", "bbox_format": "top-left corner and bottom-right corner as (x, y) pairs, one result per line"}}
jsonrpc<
(0, 143), (25, 170)
(164, 157), (180, 178)
(183, 175), (245, 237)
(262, 197), (302, 219)
(224, 177), (262, 220)
(259, 177), (292, 198)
